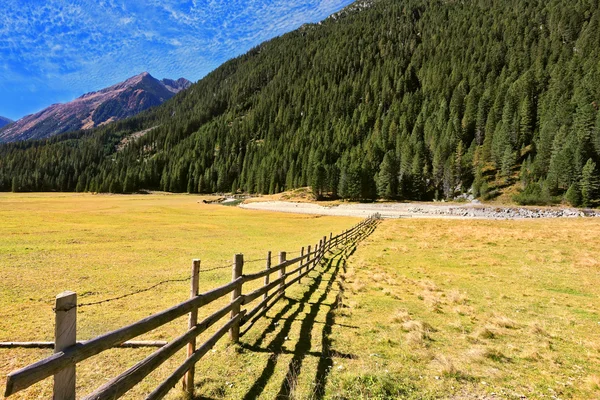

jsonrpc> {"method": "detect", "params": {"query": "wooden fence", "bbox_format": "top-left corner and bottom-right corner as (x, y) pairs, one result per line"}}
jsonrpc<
(4, 214), (380, 400)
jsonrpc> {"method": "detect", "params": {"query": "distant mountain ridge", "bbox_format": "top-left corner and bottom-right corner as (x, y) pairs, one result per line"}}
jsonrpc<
(0, 73), (191, 143)
(0, 116), (12, 129)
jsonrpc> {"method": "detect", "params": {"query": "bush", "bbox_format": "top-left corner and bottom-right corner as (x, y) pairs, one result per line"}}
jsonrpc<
(513, 182), (557, 206)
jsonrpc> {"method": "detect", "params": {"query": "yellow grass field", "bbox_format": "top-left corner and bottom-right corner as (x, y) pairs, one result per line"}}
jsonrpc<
(331, 218), (600, 399)
(1, 193), (599, 399)
(0, 193), (359, 399)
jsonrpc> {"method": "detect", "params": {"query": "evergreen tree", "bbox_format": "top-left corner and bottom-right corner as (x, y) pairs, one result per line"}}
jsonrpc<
(581, 159), (600, 207)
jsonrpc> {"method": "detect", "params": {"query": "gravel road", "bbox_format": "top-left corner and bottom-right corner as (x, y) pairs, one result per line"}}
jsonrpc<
(240, 200), (600, 220)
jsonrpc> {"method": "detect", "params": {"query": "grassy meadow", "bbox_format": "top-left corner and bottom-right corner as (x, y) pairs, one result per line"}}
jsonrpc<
(0, 193), (359, 399)
(0, 193), (599, 399)
(329, 218), (600, 399)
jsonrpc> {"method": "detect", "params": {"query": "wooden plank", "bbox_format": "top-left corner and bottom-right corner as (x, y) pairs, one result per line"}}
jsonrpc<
(242, 276), (283, 305)
(4, 278), (242, 397)
(146, 311), (246, 400)
(183, 259), (200, 395)
(241, 254), (306, 282)
(243, 257), (320, 329)
(54, 291), (77, 400)
(0, 341), (167, 349)
(229, 254), (243, 343)
(241, 287), (282, 326)
(241, 251), (319, 307)
(83, 298), (241, 400)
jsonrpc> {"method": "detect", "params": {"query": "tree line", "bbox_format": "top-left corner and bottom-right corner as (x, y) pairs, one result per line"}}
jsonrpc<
(1, 0), (600, 206)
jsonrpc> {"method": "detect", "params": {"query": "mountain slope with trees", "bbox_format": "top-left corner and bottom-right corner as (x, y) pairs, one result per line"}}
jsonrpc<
(1, 0), (599, 206)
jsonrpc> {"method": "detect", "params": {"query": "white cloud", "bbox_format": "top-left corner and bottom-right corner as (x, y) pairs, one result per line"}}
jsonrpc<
(0, 0), (354, 108)
(120, 17), (135, 25)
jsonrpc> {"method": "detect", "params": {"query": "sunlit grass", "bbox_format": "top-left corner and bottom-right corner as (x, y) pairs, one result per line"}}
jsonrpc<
(0, 193), (359, 399)
(2, 194), (599, 399)
(328, 218), (600, 399)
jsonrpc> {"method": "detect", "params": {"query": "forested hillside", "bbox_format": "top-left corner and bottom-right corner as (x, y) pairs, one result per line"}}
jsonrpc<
(2, 0), (600, 205)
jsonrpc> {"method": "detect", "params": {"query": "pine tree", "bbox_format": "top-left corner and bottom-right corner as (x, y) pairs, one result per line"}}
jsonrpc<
(580, 159), (600, 207)
(376, 152), (398, 199)
(565, 182), (581, 206)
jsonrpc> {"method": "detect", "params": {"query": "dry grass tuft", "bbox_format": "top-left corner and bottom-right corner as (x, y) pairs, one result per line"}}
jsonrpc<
(401, 320), (436, 334)
(435, 355), (459, 376)
(419, 279), (440, 292)
(348, 300), (362, 310)
(382, 288), (401, 299)
(472, 325), (497, 340)
(405, 330), (426, 346)
(350, 281), (366, 293)
(391, 309), (411, 324)
(447, 289), (468, 305)
(586, 375), (600, 391)
(452, 305), (474, 316)
(482, 347), (509, 363)
(467, 346), (509, 363)
(489, 315), (518, 329)
(401, 319), (436, 346)
(530, 322), (550, 337)
(448, 320), (469, 334)
(521, 348), (542, 362)
(586, 340), (600, 353)
(423, 292), (444, 313)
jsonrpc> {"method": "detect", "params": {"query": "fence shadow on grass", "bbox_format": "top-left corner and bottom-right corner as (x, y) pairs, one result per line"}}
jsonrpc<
(218, 221), (378, 400)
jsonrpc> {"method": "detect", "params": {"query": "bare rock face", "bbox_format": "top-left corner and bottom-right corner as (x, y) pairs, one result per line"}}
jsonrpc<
(0, 116), (12, 129)
(0, 73), (192, 143)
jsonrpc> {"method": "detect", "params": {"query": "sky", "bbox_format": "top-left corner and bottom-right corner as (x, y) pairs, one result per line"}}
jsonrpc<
(0, 0), (354, 121)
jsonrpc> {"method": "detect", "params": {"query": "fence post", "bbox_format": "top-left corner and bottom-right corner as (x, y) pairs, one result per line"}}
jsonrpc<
(306, 245), (311, 275)
(279, 251), (287, 297)
(54, 291), (77, 400)
(183, 259), (200, 395)
(317, 240), (322, 263)
(323, 236), (327, 255)
(230, 254), (243, 343)
(263, 251), (271, 303)
(298, 247), (305, 283)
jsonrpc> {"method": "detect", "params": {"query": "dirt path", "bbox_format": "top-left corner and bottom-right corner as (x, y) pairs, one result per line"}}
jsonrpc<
(240, 200), (600, 220)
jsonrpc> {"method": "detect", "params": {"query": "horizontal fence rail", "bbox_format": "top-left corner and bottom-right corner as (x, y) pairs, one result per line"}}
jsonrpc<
(4, 214), (381, 399)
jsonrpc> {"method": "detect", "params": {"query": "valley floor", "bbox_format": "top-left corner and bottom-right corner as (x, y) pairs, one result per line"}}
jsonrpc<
(1, 194), (599, 399)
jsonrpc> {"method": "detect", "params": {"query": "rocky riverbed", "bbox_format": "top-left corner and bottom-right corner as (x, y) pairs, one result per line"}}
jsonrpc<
(240, 200), (600, 220)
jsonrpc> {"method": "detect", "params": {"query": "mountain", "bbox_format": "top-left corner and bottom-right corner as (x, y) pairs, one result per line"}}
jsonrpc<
(0, 73), (191, 143)
(0, 117), (12, 129)
(1, 0), (600, 206)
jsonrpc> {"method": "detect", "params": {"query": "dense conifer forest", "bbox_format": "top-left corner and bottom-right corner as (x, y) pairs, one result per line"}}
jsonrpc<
(1, 0), (600, 205)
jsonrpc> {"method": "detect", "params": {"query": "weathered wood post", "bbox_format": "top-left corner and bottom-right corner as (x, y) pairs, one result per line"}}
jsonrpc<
(263, 251), (271, 302)
(183, 259), (200, 395)
(317, 240), (322, 264)
(323, 236), (327, 256)
(306, 245), (311, 275)
(230, 254), (243, 343)
(299, 247), (304, 283)
(54, 291), (77, 400)
(279, 251), (287, 297)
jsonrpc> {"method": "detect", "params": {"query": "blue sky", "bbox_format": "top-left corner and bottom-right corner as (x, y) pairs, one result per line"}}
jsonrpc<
(0, 0), (354, 121)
